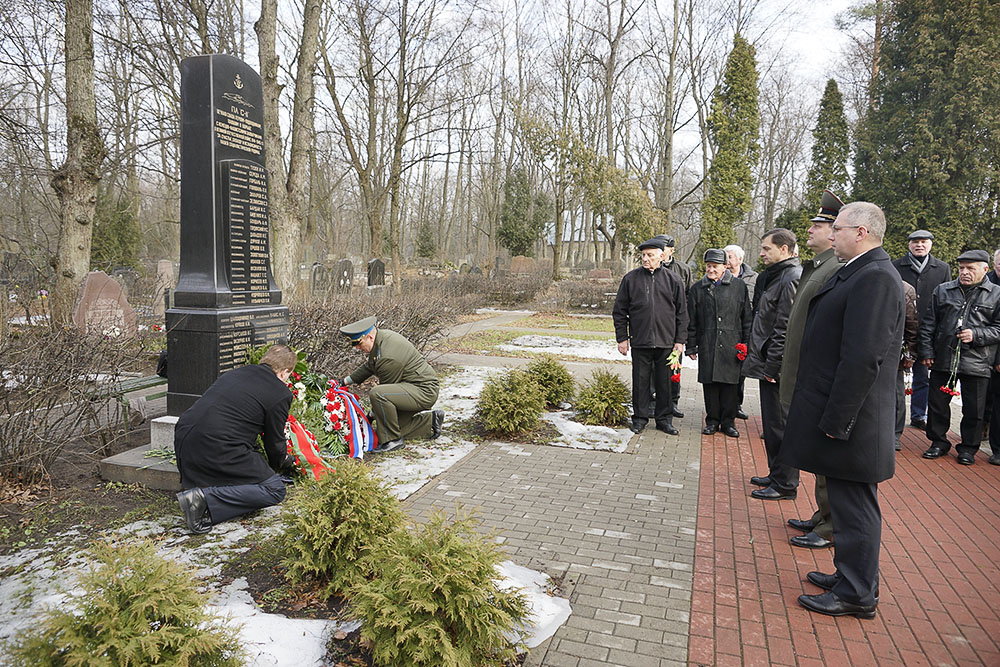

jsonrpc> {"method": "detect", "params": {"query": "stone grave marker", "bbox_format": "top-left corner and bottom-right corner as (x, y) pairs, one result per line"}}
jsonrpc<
(511, 255), (536, 275)
(367, 258), (385, 286)
(310, 263), (330, 296)
(335, 259), (353, 292)
(470, 266), (483, 275)
(73, 270), (137, 338)
(588, 268), (613, 280)
(165, 54), (289, 416)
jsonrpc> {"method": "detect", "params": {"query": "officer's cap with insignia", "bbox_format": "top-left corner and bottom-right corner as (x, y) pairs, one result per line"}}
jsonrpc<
(810, 190), (845, 223)
(340, 316), (377, 345)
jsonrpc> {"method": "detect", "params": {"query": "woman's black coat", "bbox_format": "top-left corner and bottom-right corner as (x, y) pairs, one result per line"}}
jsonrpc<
(685, 271), (751, 384)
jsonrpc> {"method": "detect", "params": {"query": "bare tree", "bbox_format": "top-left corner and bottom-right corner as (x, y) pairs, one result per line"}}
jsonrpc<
(51, 0), (106, 324)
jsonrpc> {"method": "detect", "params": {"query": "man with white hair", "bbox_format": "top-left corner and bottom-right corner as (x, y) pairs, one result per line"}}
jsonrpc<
(917, 249), (1000, 465)
(784, 202), (904, 619)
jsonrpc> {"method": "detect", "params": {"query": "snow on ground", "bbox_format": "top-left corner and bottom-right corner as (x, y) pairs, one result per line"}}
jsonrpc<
(542, 410), (631, 453)
(499, 334), (625, 361)
(0, 363), (589, 665)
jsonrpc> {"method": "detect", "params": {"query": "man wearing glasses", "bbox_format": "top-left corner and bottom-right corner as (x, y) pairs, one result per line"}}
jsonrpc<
(340, 316), (443, 452)
(784, 202), (904, 619)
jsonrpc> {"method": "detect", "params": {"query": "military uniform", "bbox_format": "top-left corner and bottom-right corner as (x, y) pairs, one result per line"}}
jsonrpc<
(342, 318), (441, 446)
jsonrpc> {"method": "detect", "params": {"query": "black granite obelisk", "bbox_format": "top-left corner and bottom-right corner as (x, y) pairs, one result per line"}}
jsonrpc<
(166, 54), (289, 415)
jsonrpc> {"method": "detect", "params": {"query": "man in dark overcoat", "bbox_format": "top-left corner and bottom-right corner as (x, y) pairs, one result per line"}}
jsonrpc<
(724, 244), (757, 420)
(174, 344), (298, 534)
(784, 202), (904, 619)
(653, 234), (692, 419)
(743, 228), (801, 500)
(892, 230), (951, 429)
(613, 237), (688, 435)
(685, 248), (751, 437)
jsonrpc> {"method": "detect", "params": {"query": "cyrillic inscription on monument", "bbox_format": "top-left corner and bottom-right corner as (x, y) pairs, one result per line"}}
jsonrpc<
(223, 160), (273, 305)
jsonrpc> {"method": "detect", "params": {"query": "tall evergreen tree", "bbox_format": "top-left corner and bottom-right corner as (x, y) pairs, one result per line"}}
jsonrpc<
(790, 78), (851, 255)
(497, 168), (550, 258)
(853, 0), (1000, 260)
(698, 35), (760, 253)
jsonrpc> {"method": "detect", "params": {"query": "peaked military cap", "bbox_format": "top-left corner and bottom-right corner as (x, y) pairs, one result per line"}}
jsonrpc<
(810, 190), (845, 223)
(956, 249), (990, 263)
(339, 316), (377, 342)
(704, 248), (727, 264)
(907, 229), (934, 241)
(638, 237), (666, 251)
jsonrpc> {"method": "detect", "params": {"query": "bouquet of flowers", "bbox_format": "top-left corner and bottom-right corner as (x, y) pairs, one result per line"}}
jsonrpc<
(735, 343), (747, 361)
(321, 380), (378, 458)
(286, 371), (307, 404)
(285, 414), (334, 480)
(939, 317), (962, 398)
(904, 370), (913, 396)
(667, 349), (682, 383)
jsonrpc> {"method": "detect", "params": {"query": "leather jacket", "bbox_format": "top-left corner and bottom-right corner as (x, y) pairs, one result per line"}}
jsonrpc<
(917, 278), (1000, 377)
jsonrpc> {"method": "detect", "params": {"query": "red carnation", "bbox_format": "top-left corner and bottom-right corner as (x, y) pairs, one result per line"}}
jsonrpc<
(735, 343), (747, 361)
(671, 373), (681, 383)
(326, 403), (335, 412)
(905, 388), (912, 395)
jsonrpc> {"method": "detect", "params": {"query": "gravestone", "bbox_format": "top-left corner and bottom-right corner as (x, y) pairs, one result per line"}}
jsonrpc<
(166, 54), (289, 416)
(73, 271), (137, 339)
(511, 255), (535, 275)
(310, 263), (330, 295)
(470, 266), (483, 275)
(335, 259), (354, 292)
(588, 268), (612, 280)
(367, 258), (385, 286)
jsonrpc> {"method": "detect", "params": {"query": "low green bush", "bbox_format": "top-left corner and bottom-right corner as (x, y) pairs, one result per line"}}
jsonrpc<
(350, 510), (530, 667)
(476, 368), (546, 435)
(576, 368), (631, 426)
(6, 539), (243, 666)
(279, 460), (404, 598)
(525, 355), (575, 407)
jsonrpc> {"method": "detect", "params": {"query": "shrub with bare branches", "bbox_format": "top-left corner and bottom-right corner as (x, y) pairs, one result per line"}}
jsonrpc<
(0, 329), (150, 485)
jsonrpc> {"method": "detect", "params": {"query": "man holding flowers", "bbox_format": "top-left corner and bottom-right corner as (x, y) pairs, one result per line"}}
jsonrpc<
(917, 249), (1000, 465)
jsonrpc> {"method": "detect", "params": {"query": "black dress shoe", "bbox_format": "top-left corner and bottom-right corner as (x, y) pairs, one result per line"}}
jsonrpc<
(430, 410), (445, 439)
(790, 532), (833, 549)
(721, 426), (740, 438)
(894, 440), (901, 451)
(736, 409), (748, 420)
(922, 446), (949, 459)
(751, 485), (797, 500)
(989, 454), (1000, 466)
(806, 571), (880, 599)
(702, 424), (719, 435)
(656, 422), (679, 435)
(177, 488), (212, 534)
(375, 439), (405, 452)
(910, 417), (927, 429)
(957, 452), (975, 465)
(787, 518), (816, 533)
(629, 421), (647, 434)
(672, 407), (684, 418)
(749, 475), (771, 487)
(798, 591), (876, 619)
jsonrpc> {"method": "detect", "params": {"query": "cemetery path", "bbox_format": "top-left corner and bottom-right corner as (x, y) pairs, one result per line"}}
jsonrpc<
(406, 340), (1000, 665)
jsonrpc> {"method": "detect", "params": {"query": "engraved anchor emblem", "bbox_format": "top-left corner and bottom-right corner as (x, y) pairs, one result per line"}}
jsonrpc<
(234, 74), (243, 89)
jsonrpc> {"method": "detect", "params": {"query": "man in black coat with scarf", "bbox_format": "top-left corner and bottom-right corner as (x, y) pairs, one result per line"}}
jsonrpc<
(613, 236), (688, 435)
(743, 228), (801, 500)
(174, 344), (298, 534)
(686, 248), (751, 437)
(784, 202), (904, 619)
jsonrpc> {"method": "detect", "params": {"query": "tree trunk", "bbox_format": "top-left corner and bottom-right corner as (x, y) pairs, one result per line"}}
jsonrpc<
(51, 0), (106, 326)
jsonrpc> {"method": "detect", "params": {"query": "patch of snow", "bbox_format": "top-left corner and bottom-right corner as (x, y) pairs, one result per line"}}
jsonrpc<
(499, 334), (624, 361)
(541, 411), (631, 453)
(496, 560), (572, 649)
(373, 439), (477, 499)
(475, 308), (536, 315)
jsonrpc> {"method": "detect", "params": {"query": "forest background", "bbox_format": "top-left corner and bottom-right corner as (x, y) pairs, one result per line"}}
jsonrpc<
(1, 0), (997, 321)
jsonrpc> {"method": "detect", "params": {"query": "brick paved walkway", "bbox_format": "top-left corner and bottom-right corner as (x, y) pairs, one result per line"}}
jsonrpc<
(402, 354), (1000, 665)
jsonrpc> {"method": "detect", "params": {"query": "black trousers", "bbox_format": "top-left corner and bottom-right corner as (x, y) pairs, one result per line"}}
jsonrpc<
(827, 476), (881, 607)
(202, 474), (286, 525)
(759, 379), (798, 491)
(895, 368), (906, 443)
(632, 347), (672, 426)
(989, 371), (1000, 456)
(927, 370), (989, 456)
(703, 382), (738, 428)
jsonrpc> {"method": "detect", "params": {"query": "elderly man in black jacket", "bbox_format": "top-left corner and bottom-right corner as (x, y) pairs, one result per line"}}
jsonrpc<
(613, 237), (688, 435)
(785, 201), (904, 619)
(917, 249), (1000, 465)
(686, 249), (751, 438)
(893, 230), (952, 429)
(743, 228), (801, 500)
(174, 345), (297, 534)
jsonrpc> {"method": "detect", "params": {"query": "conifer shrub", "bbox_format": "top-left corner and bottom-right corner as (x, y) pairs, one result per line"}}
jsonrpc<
(350, 510), (530, 667)
(525, 355), (575, 407)
(6, 539), (243, 666)
(576, 368), (631, 426)
(475, 368), (546, 435)
(279, 460), (404, 598)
